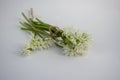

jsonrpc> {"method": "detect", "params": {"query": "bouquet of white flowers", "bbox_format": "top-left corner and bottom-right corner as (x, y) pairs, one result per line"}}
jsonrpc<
(20, 9), (91, 56)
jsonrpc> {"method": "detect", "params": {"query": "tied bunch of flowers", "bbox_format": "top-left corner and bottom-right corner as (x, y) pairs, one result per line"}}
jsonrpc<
(20, 9), (91, 56)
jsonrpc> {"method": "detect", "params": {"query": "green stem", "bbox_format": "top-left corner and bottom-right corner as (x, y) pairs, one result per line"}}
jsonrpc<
(20, 12), (63, 39)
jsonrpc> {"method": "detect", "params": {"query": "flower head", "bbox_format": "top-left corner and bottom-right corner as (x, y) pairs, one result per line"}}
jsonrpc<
(61, 27), (91, 56)
(22, 35), (52, 56)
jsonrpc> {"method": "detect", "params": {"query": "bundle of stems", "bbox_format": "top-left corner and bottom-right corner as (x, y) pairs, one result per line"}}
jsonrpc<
(20, 9), (91, 56)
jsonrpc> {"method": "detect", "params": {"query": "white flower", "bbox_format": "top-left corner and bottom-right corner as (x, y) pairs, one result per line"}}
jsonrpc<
(22, 48), (32, 56)
(22, 35), (52, 56)
(62, 27), (91, 56)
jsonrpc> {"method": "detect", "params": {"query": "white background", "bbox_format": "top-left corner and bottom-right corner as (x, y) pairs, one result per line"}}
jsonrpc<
(0, 0), (120, 80)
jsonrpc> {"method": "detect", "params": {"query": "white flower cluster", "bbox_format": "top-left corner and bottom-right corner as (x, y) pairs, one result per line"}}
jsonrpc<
(22, 35), (52, 56)
(62, 27), (91, 56)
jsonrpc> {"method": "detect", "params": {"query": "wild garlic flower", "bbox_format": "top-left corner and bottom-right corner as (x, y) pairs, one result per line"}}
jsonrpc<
(20, 12), (92, 57)
(22, 35), (52, 56)
(61, 27), (91, 56)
